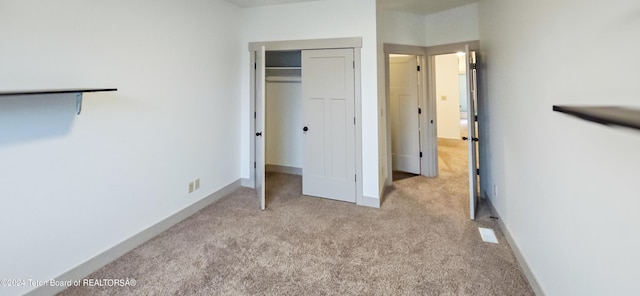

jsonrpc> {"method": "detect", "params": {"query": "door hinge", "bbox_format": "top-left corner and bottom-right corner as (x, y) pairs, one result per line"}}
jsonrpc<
(417, 65), (421, 71)
(254, 162), (256, 169)
(418, 107), (422, 114)
(355, 174), (357, 182)
(254, 112), (257, 119)
(475, 115), (478, 122)
(254, 63), (257, 70)
(354, 117), (356, 125)
(353, 61), (355, 69)
(420, 152), (423, 158)
(476, 168), (480, 175)
(471, 63), (477, 70)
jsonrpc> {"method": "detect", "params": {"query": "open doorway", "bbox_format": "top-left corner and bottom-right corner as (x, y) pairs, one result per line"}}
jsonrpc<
(435, 52), (469, 176)
(383, 42), (481, 219)
(388, 54), (422, 181)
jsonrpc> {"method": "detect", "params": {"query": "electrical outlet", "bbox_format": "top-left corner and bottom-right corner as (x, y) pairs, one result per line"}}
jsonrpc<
(195, 179), (200, 190)
(189, 182), (194, 193)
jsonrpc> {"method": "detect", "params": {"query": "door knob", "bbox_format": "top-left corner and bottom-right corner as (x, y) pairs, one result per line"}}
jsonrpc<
(256, 132), (262, 137)
(472, 137), (479, 142)
(462, 136), (468, 141)
(303, 126), (309, 132)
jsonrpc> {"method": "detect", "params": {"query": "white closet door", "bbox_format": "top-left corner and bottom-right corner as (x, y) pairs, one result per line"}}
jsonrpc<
(390, 55), (421, 174)
(302, 49), (356, 203)
(255, 46), (266, 210)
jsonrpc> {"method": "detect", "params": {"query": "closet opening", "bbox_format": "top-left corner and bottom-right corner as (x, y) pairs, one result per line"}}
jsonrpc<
(250, 37), (366, 210)
(264, 50), (304, 206)
(265, 50), (302, 175)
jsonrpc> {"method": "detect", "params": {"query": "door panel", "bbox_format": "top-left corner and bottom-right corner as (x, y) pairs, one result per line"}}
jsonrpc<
(255, 46), (266, 210)
(465, 46), (478, 220)
(306, 97), (325, 174)
(389, 55), (421, 174)
(302, 49), (356, 203)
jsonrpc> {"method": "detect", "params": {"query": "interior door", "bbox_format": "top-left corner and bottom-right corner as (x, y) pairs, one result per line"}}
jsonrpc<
(255, 46), (266, 210)
(302, 48), (356, 203)
(389, 55), (421, 174)
(465, 45), (478, 220)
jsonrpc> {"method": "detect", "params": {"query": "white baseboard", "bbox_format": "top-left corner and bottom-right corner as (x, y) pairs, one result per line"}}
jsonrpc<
(484, 198), (545, 296)
(241, 178), (254, 188)
(25, 179), (241, 296)
(265, 164), (302, 175)
(358, 195), (381, 208)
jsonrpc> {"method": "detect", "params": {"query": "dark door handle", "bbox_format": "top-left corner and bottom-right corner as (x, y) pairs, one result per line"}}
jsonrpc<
(462, 137), (468, 141)
(256, 132), (262, 137)
(472, 138), (479, 142)
(303, 126), (309, 132)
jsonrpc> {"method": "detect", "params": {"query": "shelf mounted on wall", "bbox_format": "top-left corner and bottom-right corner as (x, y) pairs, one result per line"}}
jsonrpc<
(0, 88), (117, 115)
(553, 105), (640, 131)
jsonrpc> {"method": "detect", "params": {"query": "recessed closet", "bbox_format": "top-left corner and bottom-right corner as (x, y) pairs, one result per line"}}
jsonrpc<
(264, 50), (303, 175)
(250, 38), (364, 209)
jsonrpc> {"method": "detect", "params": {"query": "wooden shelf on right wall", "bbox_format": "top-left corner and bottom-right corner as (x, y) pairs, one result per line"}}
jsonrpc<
(553, 106), (640, 131)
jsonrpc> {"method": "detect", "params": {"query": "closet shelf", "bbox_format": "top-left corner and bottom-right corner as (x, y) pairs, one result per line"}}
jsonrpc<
(553, 105), (640, 130)
(0, 88), (117, 115)
(266, 76), (302, 82)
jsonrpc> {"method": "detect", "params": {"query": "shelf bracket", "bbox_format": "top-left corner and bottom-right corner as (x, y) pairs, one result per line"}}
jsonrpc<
(76, 92), (83, 115)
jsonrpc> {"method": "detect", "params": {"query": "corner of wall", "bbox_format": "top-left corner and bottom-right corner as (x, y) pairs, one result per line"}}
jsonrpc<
(358, 195), (381, 209)
(484, 197), (546, 296)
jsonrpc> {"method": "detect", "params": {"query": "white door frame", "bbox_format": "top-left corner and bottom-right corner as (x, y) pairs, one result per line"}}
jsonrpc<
(388, 54), (421, 175)
(383, 41), (481, 191)
(248, 37), (365, 206)
(383, 44), (431, 187)
(385, 52), (425, 181)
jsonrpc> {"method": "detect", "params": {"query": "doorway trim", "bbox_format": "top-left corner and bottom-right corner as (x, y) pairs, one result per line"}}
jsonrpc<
(383, 44), (430, 187)
(383, 41), (480, 188)
(248, 37), (365, 206)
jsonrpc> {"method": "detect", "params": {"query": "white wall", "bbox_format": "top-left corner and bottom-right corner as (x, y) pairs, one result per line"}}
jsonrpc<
(376, 1), (388, 195)
(380, 4), (479, 47)
(459, 55), (468, 114)
(380, 9), (426, 46)
(240, 0), (382, 199)
(424, 3), (479, 46)
(435, 54), (462, 139)
(0, 1), (242, 295)
(479, 0), (640, 295)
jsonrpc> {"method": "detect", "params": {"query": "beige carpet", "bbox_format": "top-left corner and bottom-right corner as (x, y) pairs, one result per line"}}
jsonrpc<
(59, 139), (533, 296)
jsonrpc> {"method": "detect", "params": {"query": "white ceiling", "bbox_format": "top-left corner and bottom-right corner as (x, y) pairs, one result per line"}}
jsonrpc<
(225, 0), (478, 15)
(225, 0), (322, 8)
(380, 0), (478, 15)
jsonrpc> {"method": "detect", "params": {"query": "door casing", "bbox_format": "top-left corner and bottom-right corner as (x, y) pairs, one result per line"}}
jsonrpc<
(388, 54), (422, 175)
